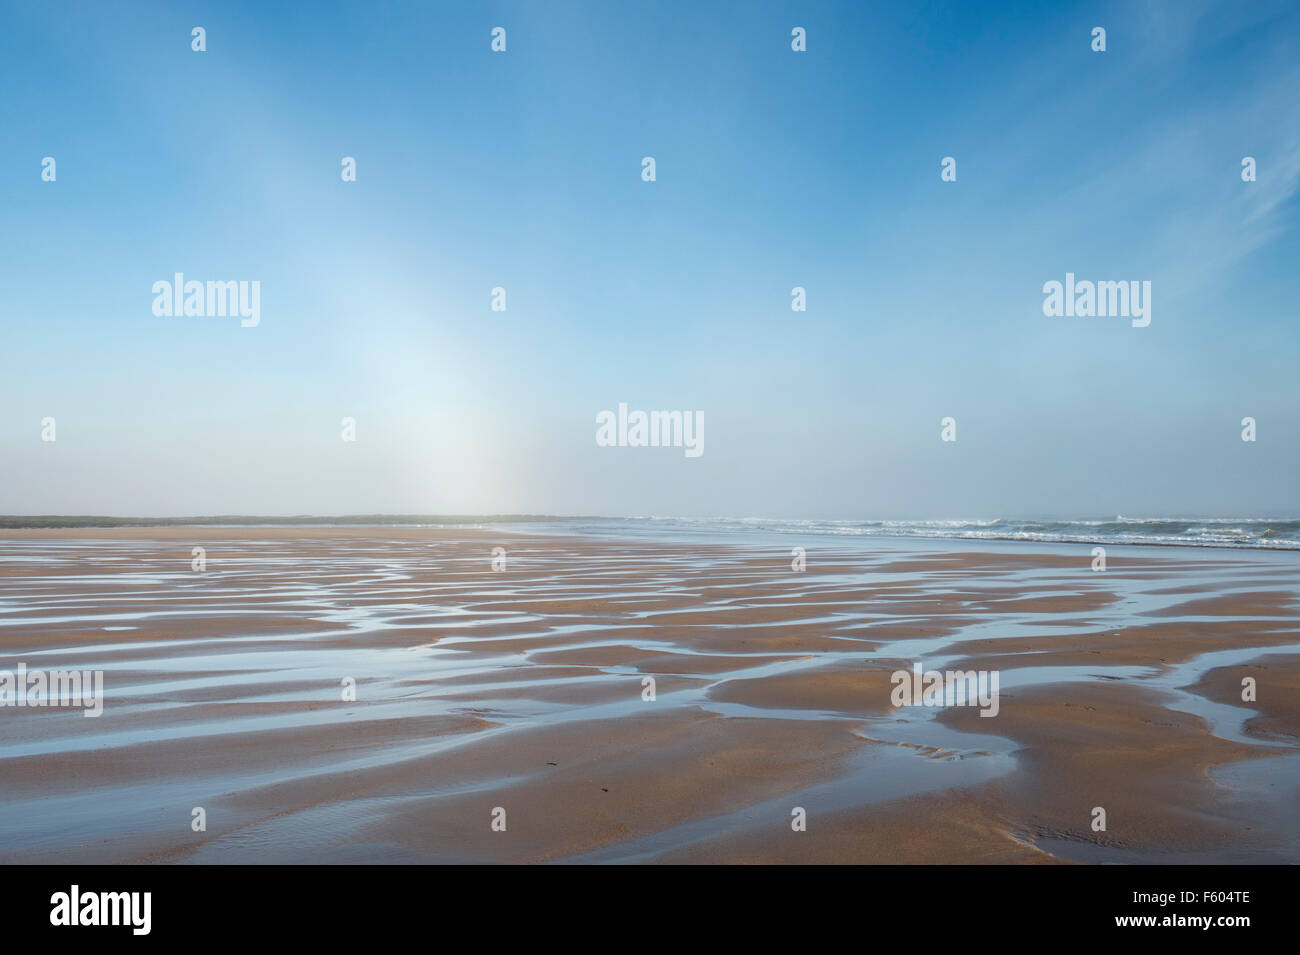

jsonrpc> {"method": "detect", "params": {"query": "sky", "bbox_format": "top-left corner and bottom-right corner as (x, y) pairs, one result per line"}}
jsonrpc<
(1, 0), (1297, 519)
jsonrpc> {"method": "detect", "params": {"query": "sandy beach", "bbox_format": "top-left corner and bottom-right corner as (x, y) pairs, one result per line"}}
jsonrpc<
(0, 525), (1296, 864)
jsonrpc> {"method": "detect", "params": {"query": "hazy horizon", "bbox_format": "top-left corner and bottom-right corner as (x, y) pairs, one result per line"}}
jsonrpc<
(5, 508), (1300, 522)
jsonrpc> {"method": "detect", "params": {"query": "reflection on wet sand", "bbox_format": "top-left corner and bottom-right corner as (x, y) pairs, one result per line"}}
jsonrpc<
(0, 526), (1296, 863)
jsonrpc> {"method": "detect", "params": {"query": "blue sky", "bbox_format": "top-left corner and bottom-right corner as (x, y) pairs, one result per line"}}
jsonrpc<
(2, 0), (1297, 518)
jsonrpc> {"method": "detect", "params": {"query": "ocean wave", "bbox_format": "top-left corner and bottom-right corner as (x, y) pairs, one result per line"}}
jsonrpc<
(616, 516), (1300, 550)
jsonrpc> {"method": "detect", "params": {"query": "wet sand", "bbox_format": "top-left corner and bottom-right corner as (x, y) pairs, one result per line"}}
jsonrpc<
(0, 526), (1296, 863)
